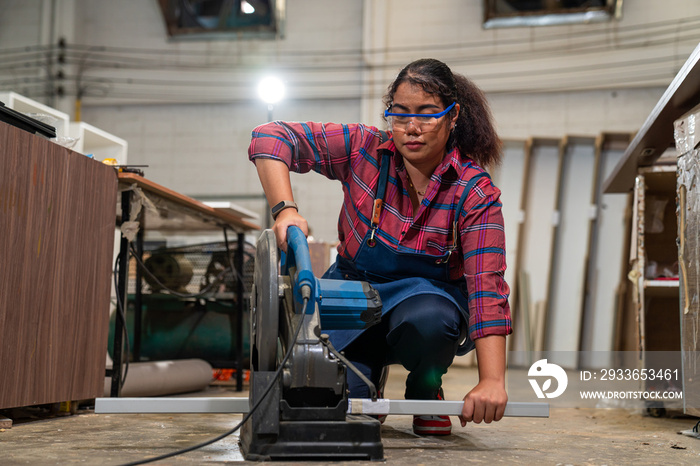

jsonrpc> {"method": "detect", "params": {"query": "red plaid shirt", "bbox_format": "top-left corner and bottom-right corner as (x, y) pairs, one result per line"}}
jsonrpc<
(249, 121), (511, 340)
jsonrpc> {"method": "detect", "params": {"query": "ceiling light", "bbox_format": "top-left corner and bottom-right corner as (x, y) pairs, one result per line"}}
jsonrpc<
(257, 76), (285, 105)
(241, 1), (255, 14)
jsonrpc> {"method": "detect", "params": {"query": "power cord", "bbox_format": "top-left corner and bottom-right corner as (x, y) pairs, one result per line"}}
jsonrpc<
(117, 297), (310, 465)
(319, 334), (378, 401)
(128, 244), (237, 299)
(112, 254), (131, 390)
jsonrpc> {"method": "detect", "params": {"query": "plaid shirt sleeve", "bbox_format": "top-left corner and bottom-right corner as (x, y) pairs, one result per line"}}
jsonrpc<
(459, 175), (512, 340)
(248, 121), (380, 181)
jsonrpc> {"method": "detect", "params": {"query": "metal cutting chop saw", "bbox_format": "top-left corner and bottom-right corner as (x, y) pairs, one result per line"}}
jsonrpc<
(93, 227), (549, 460)
(240, 226), (384, 461)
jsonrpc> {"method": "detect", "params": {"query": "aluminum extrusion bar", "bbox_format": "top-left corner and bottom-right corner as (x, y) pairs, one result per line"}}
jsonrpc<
(95, 397), (250, 414)
(95, 397), (548, 418)
(349, 399), (548, 417)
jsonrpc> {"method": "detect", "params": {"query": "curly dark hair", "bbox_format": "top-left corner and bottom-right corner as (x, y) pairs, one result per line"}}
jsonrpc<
(383, 58), (502, 168)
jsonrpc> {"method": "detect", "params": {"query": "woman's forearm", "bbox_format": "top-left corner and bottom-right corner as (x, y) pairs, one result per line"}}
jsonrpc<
(255, 158), (295, 208)
(474, 334), (506, 384)
(254, 157), (308, 249)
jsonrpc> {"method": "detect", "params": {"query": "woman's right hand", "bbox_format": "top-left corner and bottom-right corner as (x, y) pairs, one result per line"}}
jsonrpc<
(272, 208), (309, 252)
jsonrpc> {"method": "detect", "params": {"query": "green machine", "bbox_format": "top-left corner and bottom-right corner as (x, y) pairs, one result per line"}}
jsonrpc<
(108, 241), (254, 367)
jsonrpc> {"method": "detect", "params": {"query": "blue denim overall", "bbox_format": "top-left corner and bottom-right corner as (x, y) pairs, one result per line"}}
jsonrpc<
(323, 149), (489, 399)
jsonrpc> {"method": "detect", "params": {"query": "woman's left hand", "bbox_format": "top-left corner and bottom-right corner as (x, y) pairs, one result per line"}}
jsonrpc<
(459, 379), (508, 425)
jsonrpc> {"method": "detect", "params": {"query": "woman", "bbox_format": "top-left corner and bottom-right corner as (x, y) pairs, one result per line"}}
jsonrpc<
(248, 58), (511, 435)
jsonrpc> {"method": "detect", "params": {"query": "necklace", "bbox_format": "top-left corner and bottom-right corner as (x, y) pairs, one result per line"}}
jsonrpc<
(407, 175), (425, 197)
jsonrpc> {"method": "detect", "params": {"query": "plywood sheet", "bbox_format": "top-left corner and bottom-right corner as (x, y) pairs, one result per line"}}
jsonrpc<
(580, 134), (633, 368)
(510, 138), (561, 363)
(546, 136), (596, 368)
(490, 140), (527, 302)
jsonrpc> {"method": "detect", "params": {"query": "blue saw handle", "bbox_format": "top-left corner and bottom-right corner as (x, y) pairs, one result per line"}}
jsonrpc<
(286, 225), (316, 303)
(285, 225), (383, 327)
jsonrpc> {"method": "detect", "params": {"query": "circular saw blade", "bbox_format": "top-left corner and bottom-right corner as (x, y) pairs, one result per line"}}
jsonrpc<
(250, 229), (279, 371)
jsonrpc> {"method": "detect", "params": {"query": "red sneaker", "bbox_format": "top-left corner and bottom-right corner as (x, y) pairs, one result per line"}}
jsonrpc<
(412, 415), (452, 435)
(412, 388), (451, 435)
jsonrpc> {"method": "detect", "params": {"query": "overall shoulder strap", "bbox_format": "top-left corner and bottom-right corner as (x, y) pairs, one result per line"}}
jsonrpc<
(378, 130), (389, 144)
(372, 151), (393, 227)
(446, 171), (491, 257)
(369, 132), (393, 245)
(371, 131), (392, 225)
(455, 171), (491, 220)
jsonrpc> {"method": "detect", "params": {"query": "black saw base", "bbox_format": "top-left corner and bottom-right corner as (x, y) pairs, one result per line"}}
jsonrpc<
(240, 414), (384, 461)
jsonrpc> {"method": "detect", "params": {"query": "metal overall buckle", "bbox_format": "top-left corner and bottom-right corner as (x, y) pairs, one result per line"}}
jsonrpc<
(367, 227), (377, 247)
(435, 220), (459, 264)
(435, 248), (452, 265)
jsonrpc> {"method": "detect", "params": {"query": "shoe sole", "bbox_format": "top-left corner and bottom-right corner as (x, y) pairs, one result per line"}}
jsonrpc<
(413, 425), (452, 435)
(412, 426), (452, 435)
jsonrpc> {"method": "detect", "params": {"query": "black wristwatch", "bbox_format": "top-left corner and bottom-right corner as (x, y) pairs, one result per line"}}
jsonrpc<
(271, 200), (298, 220)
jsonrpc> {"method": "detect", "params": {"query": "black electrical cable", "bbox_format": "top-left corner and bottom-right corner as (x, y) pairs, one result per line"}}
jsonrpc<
(127, 244), (243, 299)
(1, 14), (697, 60)
(3, 17), (698, 75)
(319, 334), (377, 402)
(2, 49), (686, 91)
(4, 30), (698, 100)
(221, 226), (250, 290)
(117, 297), (310, 466)
(114, 235), (249, 384)
(127, 233), (250, 298)
(28, 29), (700, 73)
(112, 255), (131, 390)
(3, 14), (697, 104)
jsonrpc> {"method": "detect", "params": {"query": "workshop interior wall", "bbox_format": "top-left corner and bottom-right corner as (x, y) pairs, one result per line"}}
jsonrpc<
(2, 0), (700, 358)
(3, 0), (698, 243)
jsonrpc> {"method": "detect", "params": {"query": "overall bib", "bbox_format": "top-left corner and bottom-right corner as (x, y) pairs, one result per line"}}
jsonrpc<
(323, 148), (489, 399)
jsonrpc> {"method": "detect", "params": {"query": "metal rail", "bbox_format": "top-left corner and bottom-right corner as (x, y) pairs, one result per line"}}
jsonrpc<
(95, 397), (548, 418)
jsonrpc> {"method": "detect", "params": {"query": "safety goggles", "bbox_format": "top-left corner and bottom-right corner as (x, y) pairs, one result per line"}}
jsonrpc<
(384, 101), (456, 132)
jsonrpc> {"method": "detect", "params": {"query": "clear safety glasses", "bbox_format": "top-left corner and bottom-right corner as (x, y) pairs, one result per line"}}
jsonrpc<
(384, 101), (456, 132)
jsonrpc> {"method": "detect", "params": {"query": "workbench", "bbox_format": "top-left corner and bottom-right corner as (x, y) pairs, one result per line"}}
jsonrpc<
(110, 173), (260, 396)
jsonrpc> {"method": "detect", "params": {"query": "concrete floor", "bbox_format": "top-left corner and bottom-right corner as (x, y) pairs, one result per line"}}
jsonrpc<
(2, 365), (700, 465)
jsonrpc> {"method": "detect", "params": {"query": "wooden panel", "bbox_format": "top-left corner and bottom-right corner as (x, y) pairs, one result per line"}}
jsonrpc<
(0, 122), (118, 409)
(580, 133), (633, 367)
(510, 138), (561, 362)
(490, 140), (527, 301)
(546, 136), (597, 368)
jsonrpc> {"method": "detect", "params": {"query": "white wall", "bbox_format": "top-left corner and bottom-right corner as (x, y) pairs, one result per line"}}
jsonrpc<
(0, 0), (50, 45)
(1, 0), (699, 244)
(82, 98), (355, 241)
(490, 87), (667, 140)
